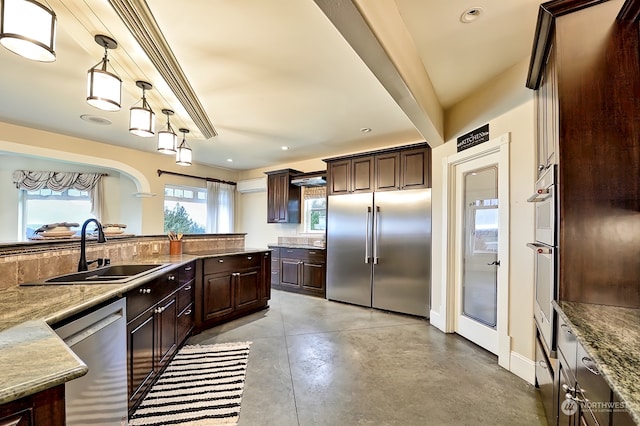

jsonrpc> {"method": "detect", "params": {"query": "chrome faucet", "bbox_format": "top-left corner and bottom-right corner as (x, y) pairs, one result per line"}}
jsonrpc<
(78, 218), (107, 272)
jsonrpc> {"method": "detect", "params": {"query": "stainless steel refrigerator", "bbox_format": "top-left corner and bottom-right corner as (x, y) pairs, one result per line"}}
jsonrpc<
(326, 188), (431, 317)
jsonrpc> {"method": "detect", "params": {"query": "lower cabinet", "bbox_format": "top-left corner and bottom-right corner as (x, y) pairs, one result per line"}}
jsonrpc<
(195, 251), (271, 332)
(553, 312), (635, 426)
(126, 261), (195, 414)
(0, 385), (65, 426)
(271, 247), (326, 297)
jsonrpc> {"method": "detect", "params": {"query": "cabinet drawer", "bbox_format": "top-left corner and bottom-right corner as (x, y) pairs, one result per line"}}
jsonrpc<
(535, 336), (554, 426)
(270, 248), (280, 259)
(178, 261), (195, 284)
(281, 248), (326, 262)
(127, 270), (180, 321)
(576, 344), (611, 426)
(557, 316), (577, 377)
(177, 280), (194, 314)
(204, 254), (261, 274)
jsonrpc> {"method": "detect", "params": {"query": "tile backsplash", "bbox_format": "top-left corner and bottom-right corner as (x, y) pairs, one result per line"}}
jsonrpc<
(277, 234), (325, 247)
(0, 234), (245, 290)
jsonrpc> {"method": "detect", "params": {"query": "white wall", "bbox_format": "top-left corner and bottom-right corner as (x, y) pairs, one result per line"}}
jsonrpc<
(431, 59), (536, 377)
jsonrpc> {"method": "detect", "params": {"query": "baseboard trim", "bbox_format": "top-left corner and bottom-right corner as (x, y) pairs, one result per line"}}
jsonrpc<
(510, 350), (536, 385)
(429, 309), (445, 331)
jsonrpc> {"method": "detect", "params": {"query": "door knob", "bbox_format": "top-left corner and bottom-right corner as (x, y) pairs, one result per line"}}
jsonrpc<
(487, 260), (501, 266)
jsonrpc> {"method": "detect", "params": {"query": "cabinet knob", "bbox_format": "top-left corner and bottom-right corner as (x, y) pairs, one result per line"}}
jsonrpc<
(184, 285), (192, 291)
(168, 275), (175, 281)
(248, 256), (252, 260)
(184, 309), (192, 315)
(185, 266), (193, 271)
(139, 288), (151, 294)
(218, 259), (224, 263)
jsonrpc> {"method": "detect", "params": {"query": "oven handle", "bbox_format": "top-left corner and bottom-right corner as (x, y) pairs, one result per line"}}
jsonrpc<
(527, 188), (552, 202)
(527, 242), (553, 254)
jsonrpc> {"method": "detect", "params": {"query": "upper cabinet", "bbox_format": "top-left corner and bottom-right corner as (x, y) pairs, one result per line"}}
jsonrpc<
(535, 43), (558, 177)
(265, 169), (301, 223)
(324, 143), (430, 196)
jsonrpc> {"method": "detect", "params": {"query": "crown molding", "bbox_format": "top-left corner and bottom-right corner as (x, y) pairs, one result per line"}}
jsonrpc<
(107, 0), (217, 139)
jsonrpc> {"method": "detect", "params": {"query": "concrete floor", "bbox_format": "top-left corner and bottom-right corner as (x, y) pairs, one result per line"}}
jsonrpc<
(188, 290), (546, 426)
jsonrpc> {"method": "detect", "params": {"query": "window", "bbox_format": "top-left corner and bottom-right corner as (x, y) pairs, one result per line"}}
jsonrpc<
(22, 188), (93, 239)
(164, 184), (207, 233)
(303, 186), (326, 233)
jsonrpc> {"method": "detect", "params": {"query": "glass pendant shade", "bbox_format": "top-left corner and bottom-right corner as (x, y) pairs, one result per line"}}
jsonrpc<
(157, 130), (176, 154)
(129, 81), (155, 137)
(86, 35), (121, 112)
(176, 128), (192, 166)
(0, 0), (56, 62)
(157, 109), (176, 154)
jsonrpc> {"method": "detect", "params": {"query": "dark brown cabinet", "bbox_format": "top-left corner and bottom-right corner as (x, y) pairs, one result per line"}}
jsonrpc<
(271, 247), (326, 297)
(324, 143), (430, 195)
(265, 169), (301, 223)
(196, 252), (270, 331)
(126, 261), (195, 413)
(0, 385), (64, 426)
(535, 43), (558, 177)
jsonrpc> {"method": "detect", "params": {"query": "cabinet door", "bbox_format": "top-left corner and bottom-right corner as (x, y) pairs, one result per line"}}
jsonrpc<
(352, 156), (374, 192)
(267, 173), (288, 222)
(558, 358), (578, 426)
(262, 252), (271, 303)
(202, 272), (235, 320)
(327, 159), (351, 195)
(545, 44), (558, 169)
(235, 268), (261, 310)
(157, 295), (178, 368)
(375, 152), (400, 191)
(576, 344), (611, 426)
(401, 147), (430, 189)
(128, 309), (156, 408)
(300, 261), (325, 292)
(280, 258), (301, 288)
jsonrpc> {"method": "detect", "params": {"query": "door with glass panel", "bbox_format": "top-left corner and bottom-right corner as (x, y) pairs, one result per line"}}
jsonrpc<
(454, 153), (500, 354)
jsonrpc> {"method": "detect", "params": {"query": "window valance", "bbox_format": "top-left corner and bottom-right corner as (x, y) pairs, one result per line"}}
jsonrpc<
(12, 171), (105, 191)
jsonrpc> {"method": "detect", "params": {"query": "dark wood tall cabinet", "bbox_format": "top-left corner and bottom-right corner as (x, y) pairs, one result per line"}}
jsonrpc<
(265, 169), (301, 223)
(527, 0), (640, 308)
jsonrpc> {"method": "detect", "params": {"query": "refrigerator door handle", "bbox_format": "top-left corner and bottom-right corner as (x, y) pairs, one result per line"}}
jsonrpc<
(373, 205), (380, 264)
(365, 206), (372, 263)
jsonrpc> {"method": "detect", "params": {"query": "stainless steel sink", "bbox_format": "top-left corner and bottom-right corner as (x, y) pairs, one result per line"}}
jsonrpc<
(21, 263), (170, 285)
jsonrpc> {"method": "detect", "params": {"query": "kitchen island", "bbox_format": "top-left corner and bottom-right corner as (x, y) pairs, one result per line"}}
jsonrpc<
(0, 248), (270, 410)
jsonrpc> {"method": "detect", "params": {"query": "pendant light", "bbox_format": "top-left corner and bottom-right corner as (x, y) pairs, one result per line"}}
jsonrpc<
(0, 0), (56, 62)
(176, 128), (192, 166)
(86, 34), (122, 112)
(129, 81), (155, 137)
(157, 109), (177, 154)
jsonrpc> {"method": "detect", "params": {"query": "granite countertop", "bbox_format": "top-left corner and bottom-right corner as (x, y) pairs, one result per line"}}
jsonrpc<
(0, 248), (268, 405)
(555, 300), (640, 424)
(268, 243), (326, 250)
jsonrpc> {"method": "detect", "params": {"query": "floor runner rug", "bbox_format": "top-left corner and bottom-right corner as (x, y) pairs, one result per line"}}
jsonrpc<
(129, 342), (252, 426)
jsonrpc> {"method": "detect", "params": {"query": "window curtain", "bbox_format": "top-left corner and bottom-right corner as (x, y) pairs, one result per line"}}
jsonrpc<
(12, 170), (105, 220)
(206, 181), (235, 233)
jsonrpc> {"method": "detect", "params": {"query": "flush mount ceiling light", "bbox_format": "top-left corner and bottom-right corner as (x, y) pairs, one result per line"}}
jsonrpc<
(0, 0), (56, 62)
(86, 34), (122, 112)
(460, 7), (483, 23)
(157, 108), (177, 154)
(129, 80), (155, 137)
(176, 128), (192, 166)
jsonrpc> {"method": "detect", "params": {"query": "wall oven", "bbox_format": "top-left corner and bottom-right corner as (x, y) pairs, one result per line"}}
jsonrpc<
(528, 166), (558, 357)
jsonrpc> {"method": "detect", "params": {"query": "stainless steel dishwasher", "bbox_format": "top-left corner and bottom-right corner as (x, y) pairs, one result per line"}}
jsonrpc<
(55, 297), (128, 426)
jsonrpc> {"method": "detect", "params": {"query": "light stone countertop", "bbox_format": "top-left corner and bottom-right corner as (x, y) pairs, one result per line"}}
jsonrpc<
(0, 248), (269, 405)
(555, 301), (640, 424)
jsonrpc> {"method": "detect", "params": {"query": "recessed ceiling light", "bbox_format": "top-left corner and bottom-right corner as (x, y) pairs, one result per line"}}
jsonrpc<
(360, 128), (372, 133)
(226, 158), (233, 162)
(80, 114), (112, 125)
(460, 7), (483, 23)
(281, 146), (289, 150)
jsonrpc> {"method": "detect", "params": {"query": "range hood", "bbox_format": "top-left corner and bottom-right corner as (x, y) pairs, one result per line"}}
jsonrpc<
(291, 172), (326, 187)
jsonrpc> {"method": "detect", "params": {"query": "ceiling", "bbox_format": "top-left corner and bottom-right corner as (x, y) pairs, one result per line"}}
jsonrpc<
(0, 0), (541, 171)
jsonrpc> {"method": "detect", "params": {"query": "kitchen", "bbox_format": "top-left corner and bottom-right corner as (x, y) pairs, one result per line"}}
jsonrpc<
(0, 0), (639, 425)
